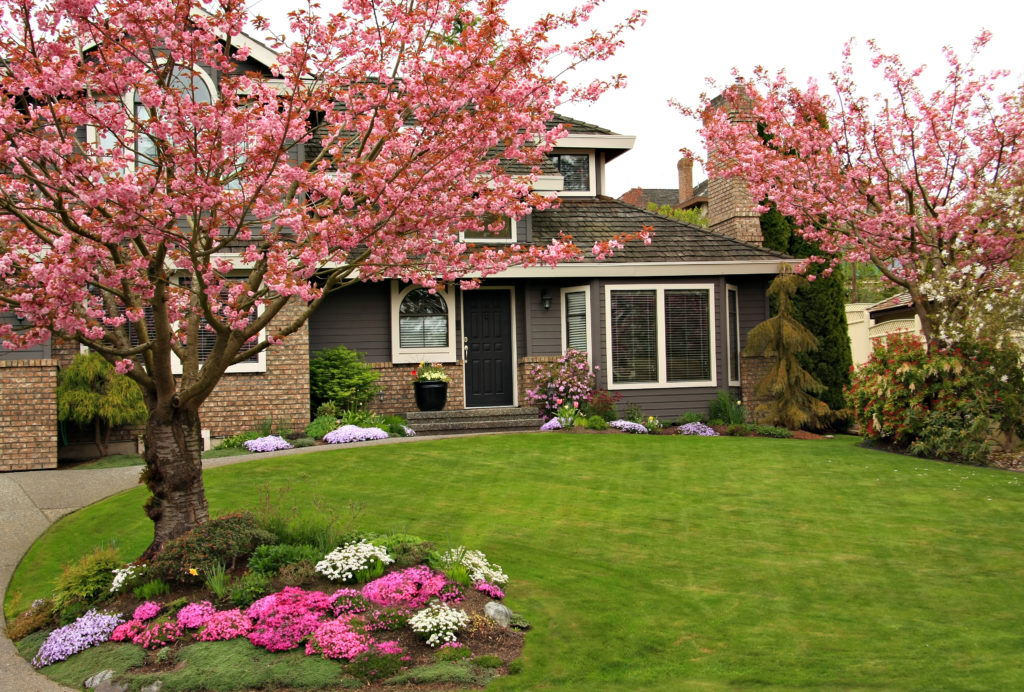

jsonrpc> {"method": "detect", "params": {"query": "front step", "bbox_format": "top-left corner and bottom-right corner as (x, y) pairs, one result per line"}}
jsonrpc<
(406, 406), (541, 436)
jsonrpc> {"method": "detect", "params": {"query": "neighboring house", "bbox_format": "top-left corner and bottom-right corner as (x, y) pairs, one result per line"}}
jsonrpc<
(310, 118), (790, 419)
(619, 157), (709, 217)
(845, 293), (923, 366)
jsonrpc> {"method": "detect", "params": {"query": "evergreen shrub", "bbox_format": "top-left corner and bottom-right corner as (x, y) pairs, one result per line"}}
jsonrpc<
(309, 345), (380, 413)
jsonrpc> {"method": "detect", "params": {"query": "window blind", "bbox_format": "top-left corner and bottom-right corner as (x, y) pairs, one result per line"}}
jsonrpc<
(399, 289), (449, 348)
(610, 290), (657, 383)
(564, 290), (588, 352)
(664, 289), (710, 381)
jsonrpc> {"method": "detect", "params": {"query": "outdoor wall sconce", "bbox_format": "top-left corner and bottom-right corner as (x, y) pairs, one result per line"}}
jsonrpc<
(541, 290), (552, 311)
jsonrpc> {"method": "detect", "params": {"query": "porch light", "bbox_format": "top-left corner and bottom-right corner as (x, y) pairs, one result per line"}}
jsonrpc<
(541, 290), (552, 311)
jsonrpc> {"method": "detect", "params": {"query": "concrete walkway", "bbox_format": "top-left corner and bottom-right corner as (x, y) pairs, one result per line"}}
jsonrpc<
(0, 434), (467, 690)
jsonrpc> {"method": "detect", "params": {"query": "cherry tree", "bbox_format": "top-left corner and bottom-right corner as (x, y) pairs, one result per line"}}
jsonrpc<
(686, 33), (1024, 347)
(0, 0), (643, 553)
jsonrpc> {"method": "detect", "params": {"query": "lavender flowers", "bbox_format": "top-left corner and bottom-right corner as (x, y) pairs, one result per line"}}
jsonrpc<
(540, 418), (562, 431)
(323, 425), (389, 444)
(244, 435), (293, 452)
(677, 422), (719, 437)
(32, 609), (124, 667)
(608, 419), (648, 434)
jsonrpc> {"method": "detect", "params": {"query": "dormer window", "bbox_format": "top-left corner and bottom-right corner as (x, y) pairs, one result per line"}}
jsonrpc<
(462, 214), (515, 243)
(549, 151), (595, 196)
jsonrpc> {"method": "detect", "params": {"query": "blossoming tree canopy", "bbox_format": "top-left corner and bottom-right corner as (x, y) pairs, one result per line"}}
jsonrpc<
(0, 0), (644, 552)
(686, 32), (1024, 347)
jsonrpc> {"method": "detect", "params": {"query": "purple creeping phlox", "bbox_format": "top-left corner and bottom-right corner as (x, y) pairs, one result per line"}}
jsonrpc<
(33, 609), (124, 668)
(362, 566), (449, 609)
(197, 608), (253, 641)
(132, 601), (162, 621)
(323, 425), (389, 444)
(540, 417), (562, 431)
(246, 587), (334, 651)
(677, 422), (719, 437)
(176, 600), (217, 628)
(244, 435), (293, 452)
(608, 419), (648, 434)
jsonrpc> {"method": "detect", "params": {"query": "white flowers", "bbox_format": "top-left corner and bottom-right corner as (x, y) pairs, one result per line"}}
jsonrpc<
(110, 563), (145, 593)
(408, 601), (470, 647)
(315, 540), (393, 582)
(439, 547), (508, 586)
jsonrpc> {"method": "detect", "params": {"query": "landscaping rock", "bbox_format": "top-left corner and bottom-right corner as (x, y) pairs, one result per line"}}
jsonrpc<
(84, 670), (115, 688)
(94, 682), (129, 692)
(484, 602), (512, 627)
(141, 682), (164, 692)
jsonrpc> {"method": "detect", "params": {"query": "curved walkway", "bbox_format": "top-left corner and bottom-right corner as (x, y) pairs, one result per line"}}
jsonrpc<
(0, 434), (464, 690)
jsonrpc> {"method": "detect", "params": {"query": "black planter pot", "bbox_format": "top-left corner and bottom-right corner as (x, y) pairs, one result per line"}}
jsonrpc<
(413, 380), (448, 411)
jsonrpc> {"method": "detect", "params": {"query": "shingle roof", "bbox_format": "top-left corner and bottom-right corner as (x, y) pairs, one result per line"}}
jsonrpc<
(530, 197), (790, 264)
(547, 113), (617, 135)
(868, 292), (912, 314)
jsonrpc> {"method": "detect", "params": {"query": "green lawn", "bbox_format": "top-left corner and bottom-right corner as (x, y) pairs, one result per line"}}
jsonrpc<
(10, 434), (1024, 691)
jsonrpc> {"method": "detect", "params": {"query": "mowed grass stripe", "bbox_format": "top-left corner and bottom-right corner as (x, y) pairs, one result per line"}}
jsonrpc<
(8, 434), (1024, 691)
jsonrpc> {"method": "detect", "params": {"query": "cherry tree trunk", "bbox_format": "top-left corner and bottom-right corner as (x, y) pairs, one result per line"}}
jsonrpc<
(141, 406), (209, 558)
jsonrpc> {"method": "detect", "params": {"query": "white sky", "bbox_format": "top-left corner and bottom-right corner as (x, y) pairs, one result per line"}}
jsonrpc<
(252, 0), (1024, 198)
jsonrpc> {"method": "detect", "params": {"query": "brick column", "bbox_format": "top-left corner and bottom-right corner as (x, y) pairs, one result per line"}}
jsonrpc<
(0, 360), (58, 471)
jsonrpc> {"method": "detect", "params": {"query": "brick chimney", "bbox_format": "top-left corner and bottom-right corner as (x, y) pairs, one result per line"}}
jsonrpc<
(706, 81), (763, 246)
(677, 157), (694, 205)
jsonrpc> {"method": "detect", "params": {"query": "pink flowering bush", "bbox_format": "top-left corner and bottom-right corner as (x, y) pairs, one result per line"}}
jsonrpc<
(475, 581), (505, 599)
(362, 566), (448, 609)
(360, 607), (411, 632)
(134, 620), (183, 650)
(330, 588), (368, 616)
(110, 619), (146, 643)
(197, 609), (253, 642)
(132, 601), (161, 621)
(246, 587), (334, 652)
(525, 349), (595, 420)
(305, 617), (373, 660)
(177, 601), (217, 629)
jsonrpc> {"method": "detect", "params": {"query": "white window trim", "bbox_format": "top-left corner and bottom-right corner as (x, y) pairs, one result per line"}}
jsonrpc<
(604, 283), (717, 390)
(551, 149), (596, 197)
(460, 285), (519, 408)
(391, 281), (457, 364)
(726, 284), (741, 387)
(560, 285), (591, 360)
(459, 218), (518, 245)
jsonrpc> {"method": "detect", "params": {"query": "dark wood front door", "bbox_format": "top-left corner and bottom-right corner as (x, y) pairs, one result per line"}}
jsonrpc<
(463, 290), (514, 407)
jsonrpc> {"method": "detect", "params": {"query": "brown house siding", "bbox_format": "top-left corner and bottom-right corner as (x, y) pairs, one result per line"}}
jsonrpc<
(0, 360), (58, 471)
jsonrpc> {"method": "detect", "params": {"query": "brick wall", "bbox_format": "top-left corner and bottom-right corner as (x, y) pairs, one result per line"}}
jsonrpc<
(0, 360), (58, 471)
(740, 354), (774, 424)
(707, 84), (763, 247)
(199, 298), (310, 438)
(367, 361), (465, 416)
(517, 355), (560, 406)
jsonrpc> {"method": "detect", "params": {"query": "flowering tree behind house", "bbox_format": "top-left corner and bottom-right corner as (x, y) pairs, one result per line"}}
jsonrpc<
(0, 0), (643, 553)
(686, 33), (1024, 347)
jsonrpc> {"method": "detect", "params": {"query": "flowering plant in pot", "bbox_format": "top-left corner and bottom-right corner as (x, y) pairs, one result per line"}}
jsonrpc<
(412, 363), (450, 411)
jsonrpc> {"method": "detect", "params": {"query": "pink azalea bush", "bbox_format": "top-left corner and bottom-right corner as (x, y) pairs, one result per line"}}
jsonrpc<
(197, 609), (253, 642)
(362, 566), (448, 609)
(246, 587), (334, 652)
(305, 617), (374, 660)
(132, 601), (162, 621)
(475, 581), (505, 599)
(177, 601), (217, 629)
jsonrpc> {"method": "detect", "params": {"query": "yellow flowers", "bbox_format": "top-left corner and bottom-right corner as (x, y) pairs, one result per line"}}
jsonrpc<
(188, 567), (198, 576)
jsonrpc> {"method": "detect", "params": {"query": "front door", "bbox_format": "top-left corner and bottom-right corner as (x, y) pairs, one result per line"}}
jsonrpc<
(463, 290), (514, 407)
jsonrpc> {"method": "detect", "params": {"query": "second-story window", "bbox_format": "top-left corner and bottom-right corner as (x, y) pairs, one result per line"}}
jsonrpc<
(549, 153), (592, 192)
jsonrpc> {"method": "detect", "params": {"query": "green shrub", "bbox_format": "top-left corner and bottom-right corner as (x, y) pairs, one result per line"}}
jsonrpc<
(290, 437), (317, 448)
(314, 401), (340, 419)
(345, 650), (404, 682)
(229, 572), (270, 608)
(582, 415), (607, 430)
(386, 662), (481, 686)
(56, 352), (148, 457)
(726, 423), (752, 437)
(708, 390), (746, 425)
(379, 414), (410, 437)
(749, 424), (794, 438)
(582, 388), (621, 421)
(473, 654), (504, 669)
(149, 513), (275, 584)
(248, 544), (323, 576)
(848, 335), (1024, 465)
(309, 345), (380, 414)
(371, 533), (433, 569)
(132, 578), (170, 601)
(674, 411), (705, 426)
(275, 561), (319, 588)
(624, 403), (645, 424)
(338, 408), (377, 427)
(435, 644), (473, 662)
(51, 546), (121, 619)
(508, 612), (531, 630)
(360, 606), (409, 631)
(214, 429), (263, 450)
(304, 415), (338, 440)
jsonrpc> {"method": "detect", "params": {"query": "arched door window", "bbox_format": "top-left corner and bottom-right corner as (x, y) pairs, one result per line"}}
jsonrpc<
(399, 288), (449, 349)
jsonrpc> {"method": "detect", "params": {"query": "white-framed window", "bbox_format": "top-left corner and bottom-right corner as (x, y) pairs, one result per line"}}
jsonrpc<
(604, 283), (717, 389)
(172, 277), (265, 374)
(461, 214), (517, 244)
(548, 149), (595, 196)
(726, 284), (741, 386)
(561, 286), (591, 356)
(391, 282), (457, 363)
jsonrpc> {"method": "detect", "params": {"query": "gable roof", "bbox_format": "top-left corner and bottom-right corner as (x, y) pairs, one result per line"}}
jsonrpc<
(547, 113), (617, 135)
(530, 197), (789, 264)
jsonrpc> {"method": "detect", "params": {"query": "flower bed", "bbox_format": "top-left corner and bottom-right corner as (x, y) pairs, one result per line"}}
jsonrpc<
(19, 533), (528, 689)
